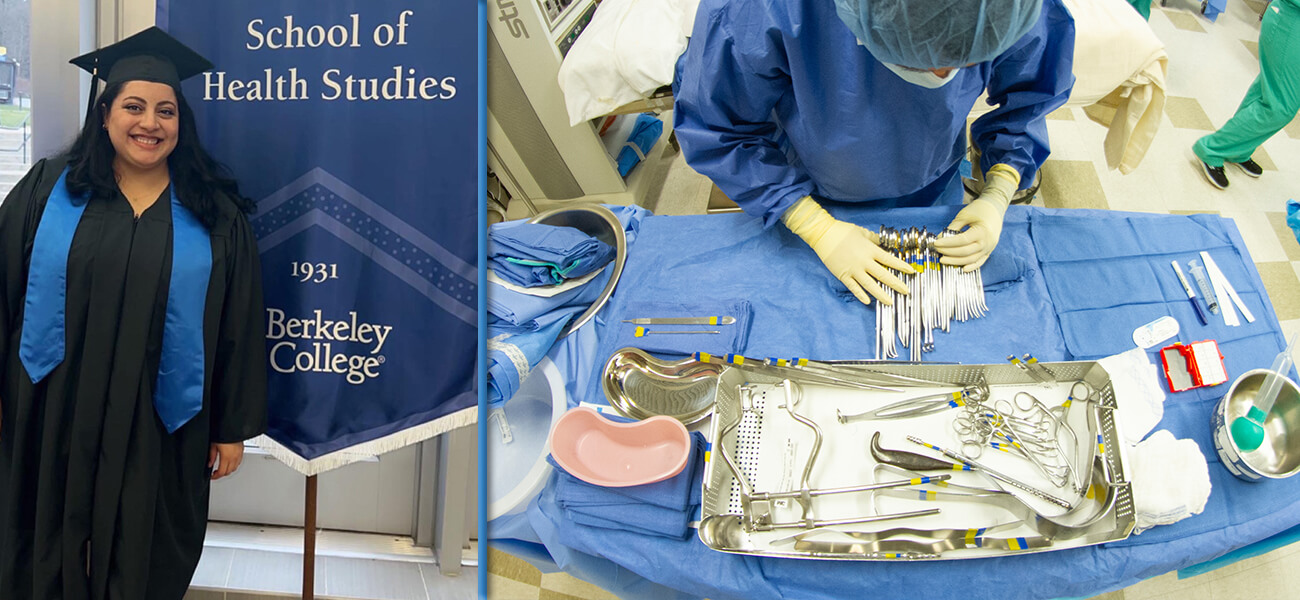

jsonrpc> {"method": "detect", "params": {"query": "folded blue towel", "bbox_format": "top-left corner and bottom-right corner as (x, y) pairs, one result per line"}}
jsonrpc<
(550, 432), (706, 539)
(615, 114), (664, 177)
(487, 267), (612, 328)
(488, 315), (573, 407)
(489, 222), (615, 287)
(487, 204), (650, 329)
(608, 300), (753, 357)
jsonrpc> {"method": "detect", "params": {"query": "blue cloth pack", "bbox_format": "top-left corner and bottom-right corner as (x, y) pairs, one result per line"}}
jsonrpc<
(549, 432), (706, 540)
(616, 113), (664, 177)
(489, 221), (615, 287)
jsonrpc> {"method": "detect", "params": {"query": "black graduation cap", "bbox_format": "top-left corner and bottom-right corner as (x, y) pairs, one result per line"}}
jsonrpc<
(69, 26), (213, 117)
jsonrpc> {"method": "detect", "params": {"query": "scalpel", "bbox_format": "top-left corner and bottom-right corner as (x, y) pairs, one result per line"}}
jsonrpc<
(622, 316), (736, 325)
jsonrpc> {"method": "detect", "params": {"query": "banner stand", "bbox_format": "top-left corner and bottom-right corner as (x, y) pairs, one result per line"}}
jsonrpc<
(304, 475), (318, 600)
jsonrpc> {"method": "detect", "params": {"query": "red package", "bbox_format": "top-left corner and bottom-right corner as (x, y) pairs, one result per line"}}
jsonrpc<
(1160, 340), (1228, 392)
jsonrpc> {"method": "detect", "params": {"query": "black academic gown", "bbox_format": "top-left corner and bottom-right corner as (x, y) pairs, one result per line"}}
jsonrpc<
(0, 156), (268, 600)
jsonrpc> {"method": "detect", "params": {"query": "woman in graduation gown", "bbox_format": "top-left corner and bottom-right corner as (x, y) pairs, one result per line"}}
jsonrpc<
(0, 27), (267, 599)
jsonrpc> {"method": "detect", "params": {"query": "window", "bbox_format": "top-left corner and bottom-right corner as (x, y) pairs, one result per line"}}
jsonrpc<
(0, 0), (32, 175)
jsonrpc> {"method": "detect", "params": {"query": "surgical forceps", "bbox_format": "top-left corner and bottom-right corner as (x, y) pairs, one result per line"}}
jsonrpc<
(693, 352), (905, 392)
(837, 384), (987, 423)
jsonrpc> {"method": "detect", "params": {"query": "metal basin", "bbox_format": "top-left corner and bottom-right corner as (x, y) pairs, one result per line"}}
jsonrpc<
(527, 204), (627, 339)
(602, 348), (721, 425)
(1211, 369), (1300, 481)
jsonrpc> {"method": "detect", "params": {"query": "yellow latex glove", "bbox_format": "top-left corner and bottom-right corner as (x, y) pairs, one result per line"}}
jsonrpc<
(933, 163), (1019, 271)
(782, 196), (915, 306)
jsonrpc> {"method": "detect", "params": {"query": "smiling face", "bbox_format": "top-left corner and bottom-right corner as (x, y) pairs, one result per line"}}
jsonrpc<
(103, 80), (180, 174)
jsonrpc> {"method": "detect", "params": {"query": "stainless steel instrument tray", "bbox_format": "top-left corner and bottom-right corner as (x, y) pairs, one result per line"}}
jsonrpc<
(699, 361), (1135, 560)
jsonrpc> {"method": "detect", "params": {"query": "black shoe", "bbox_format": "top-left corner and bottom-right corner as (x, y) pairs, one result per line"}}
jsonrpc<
(1200, 161), (1229, 189)
(1230, 159), (1263, 178)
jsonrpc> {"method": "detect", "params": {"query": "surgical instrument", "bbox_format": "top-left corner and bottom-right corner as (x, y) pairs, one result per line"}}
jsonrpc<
(944, 391), (1081, 492)
(872, 460), (1118, 538)
(875, 226), (987, 361)
(697, 361), (1135, 560)
(1009, 392), (1082, 492)
(786, 357), (952, 386)
(774, 521), (1020, 546)
(870, 432), (972, 472)
(634, 327), (720, 336)
(906, 436), (1074, 510)
(772, 382), (955, 525)
(623, 316), (736, 325)
(1008, 354), (1055, 384)
(1023, 354), (1057, 383)
(837, 388), (974, 423)
(793, 530), (1051, 555)
(745, 474), (955, 504)
(781, 380), (821, 527)
(693, 352), (906, 391)
(759, 508), (942, 533)
(713, 382), (944, 533)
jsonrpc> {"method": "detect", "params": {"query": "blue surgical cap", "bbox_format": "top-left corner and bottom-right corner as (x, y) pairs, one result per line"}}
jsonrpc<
(835, 0), (1044, 69)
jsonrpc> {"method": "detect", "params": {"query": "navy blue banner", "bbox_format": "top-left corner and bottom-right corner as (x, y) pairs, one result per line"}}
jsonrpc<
(159, 1), (478, 472)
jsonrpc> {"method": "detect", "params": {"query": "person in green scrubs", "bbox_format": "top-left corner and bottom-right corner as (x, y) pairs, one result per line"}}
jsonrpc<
(1194, 0), (1298, 189)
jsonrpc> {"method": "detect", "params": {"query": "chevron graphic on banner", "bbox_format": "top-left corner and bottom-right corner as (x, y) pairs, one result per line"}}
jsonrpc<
(251, 168), (475, 325)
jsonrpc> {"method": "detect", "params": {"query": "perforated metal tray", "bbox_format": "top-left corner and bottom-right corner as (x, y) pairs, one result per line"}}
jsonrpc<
(699, 362), (1135, 560)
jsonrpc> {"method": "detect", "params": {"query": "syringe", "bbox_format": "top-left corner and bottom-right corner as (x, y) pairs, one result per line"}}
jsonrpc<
(1189, 260), (1220, 314)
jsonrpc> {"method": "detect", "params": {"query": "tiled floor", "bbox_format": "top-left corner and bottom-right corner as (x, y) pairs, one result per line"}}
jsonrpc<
(186, 525), (477, 599)
(485, 548), (618, 600)
(491, 2), (1300, 598)
(185, 549), (477, 600)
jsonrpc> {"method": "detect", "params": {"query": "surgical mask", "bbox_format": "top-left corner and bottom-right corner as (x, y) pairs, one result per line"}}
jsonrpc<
(881, 62), (960, 89)
(855, 37), (960, 89)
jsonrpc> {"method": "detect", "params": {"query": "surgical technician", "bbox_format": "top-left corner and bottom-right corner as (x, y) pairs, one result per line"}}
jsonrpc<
(1194, 0), (1299, 190)
(674, 0), (1074, 305)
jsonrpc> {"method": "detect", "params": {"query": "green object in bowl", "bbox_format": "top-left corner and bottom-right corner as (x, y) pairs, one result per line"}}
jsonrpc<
(1231, 334), (1298, 453)
(1230, 405), (1268, 452)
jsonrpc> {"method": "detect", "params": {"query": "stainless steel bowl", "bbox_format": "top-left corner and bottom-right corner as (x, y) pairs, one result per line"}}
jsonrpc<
(1211, 369), (1300, 481)
(602, 348), (721, 425)
(527, 205), (628, 339)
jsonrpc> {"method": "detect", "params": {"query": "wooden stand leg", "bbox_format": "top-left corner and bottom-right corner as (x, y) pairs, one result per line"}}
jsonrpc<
(304, 474), (318, 600)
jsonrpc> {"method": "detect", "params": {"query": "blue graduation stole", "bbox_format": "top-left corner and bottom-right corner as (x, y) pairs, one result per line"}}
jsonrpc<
(19, 167), (213, 433)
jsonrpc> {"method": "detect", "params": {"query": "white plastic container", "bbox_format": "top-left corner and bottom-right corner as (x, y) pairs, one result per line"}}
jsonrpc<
(486, 358), (568, 519)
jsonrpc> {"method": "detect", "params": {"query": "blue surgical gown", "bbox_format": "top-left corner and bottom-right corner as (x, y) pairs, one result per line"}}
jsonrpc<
(672, 0), (1076, 227)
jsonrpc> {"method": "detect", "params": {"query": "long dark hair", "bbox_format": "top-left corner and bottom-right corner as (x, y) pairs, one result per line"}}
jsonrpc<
(63, 81), (255, 227)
